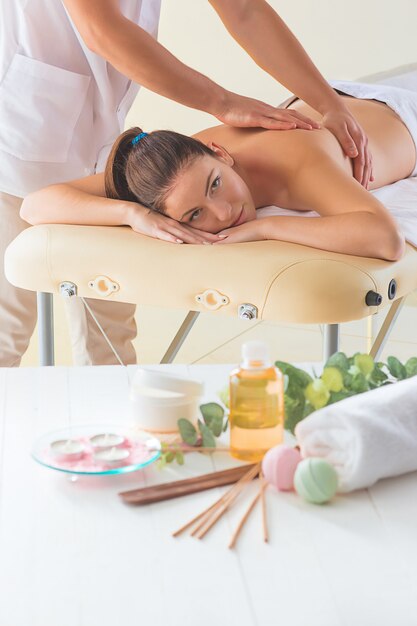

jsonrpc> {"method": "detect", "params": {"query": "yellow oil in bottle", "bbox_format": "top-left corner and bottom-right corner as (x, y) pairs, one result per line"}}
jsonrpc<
(229, 342), (284, 462)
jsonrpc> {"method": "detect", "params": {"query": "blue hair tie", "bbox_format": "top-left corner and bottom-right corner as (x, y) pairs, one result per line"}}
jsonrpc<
(132, 132), (148, 146)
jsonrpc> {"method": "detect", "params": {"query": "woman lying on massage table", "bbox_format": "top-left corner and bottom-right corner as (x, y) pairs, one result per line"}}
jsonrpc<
(21, 83), (416, 261)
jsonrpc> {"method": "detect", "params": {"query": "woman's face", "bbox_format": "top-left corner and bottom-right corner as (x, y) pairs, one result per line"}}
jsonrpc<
(163, 147), (257, 233)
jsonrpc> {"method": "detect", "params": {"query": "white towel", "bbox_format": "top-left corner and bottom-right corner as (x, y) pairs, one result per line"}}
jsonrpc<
(294, 376), (417, 492)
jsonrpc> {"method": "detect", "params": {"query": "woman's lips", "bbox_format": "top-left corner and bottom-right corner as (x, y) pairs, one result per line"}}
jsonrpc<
(230, 206), (245, 227)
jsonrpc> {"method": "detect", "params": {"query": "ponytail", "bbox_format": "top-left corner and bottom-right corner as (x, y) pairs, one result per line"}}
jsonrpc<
(104, 126), (144, 202)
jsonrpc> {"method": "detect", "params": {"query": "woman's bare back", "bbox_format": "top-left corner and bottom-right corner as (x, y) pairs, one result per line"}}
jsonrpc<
(194, 94), (416, 209)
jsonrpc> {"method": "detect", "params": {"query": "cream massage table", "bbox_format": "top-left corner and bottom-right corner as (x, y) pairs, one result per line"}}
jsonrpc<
(4, 221), (417, 365)
(4, 66), (417, 366)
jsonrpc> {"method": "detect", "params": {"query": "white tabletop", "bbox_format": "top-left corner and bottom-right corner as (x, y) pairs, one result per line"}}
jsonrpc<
(1, 364), (417, 626)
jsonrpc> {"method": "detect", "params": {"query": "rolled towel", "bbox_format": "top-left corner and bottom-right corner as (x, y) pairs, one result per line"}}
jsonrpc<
(295, 376), (417, 492)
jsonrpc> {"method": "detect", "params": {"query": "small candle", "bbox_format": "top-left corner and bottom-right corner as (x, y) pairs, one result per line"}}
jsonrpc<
(89, 433), (125, 449)
(93, 447), (130, 464)
(50, 439), (85, 461)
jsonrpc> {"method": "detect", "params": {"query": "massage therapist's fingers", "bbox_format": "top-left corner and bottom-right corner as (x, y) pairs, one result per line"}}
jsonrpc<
(216, 93), (320, 130)
(344, 119), (373, 188)
(259, 109), (319, 131)
(284, 108), (322, 129)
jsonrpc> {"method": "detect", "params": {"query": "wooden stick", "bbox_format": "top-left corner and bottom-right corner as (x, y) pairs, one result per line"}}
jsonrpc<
(172, 458), (255, 537)
(191, 463), (260, 537)
(228, 472), (269, 549)
(159, 446), (258, 455)
(260, 470), (269, 543)
(194, 463), (261, 540)
(228, 491), (261, 550)
(120, 463), (256, 505)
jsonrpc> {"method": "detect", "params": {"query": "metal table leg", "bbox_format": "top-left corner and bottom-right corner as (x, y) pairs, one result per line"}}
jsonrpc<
(37, 292), (55, 366)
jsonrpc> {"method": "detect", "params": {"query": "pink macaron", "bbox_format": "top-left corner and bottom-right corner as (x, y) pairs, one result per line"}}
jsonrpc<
(262, 444), (302, 491)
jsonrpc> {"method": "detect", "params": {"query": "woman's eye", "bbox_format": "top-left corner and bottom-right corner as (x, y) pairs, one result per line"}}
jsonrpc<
(211, 176), (221, 191)
(189, 209), (202, 222)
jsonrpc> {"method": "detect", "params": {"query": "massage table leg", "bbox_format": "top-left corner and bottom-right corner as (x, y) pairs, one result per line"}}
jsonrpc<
(34, 295), (405, 367)
(37, 292), (55, 366)
(369, 297), (405, 360)
(160, 311), (200, 364)
(323, 324), (340, 361)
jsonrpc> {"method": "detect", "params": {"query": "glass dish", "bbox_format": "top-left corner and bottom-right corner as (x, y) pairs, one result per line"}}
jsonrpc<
(32, 423), (161, 476)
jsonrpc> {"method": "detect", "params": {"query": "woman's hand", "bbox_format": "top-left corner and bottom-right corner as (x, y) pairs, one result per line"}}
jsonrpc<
(126, 204), (220, 244)
(213, 219), (265, 244)
(321, 107), (374, 189)
(216, 91), (321, 131)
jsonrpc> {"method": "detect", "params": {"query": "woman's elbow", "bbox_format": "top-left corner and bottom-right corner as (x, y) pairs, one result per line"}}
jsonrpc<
(19, 197), (37, 225)
(381, 231), (406, 262)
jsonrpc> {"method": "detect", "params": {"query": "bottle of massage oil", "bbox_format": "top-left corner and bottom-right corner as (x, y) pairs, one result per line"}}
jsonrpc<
(229, 341), (284, 462)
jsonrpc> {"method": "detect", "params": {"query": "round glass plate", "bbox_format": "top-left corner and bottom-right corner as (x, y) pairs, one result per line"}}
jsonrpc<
(32, 423), (161, 476)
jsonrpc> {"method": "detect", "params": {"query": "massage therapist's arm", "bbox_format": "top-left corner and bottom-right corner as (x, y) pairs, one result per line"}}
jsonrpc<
(210, 0), (373, 188)
(216, 149), (405, 261)
(62, 0), (318, 132)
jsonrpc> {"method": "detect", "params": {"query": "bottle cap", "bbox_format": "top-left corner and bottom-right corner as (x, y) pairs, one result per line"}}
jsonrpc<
(241, 340), (271, 368)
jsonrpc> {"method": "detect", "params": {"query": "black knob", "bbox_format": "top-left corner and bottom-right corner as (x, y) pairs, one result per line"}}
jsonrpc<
(388, 279), (397, 300)
(365, 290), (382, 306)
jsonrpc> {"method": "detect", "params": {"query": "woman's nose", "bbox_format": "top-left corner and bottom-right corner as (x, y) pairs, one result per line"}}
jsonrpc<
(211, 200), (233, 222)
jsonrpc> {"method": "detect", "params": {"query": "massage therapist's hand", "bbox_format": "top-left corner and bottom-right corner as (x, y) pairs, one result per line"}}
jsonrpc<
(126, 204), (219, 245)
(321, 107), (374, 189)
(217, 91), (321, 131)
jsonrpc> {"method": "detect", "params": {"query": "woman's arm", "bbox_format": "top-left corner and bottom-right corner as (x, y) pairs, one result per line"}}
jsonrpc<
(20, 174), (220, 245)
(216, 147), (405, 261)
(20, 174), (131, 226)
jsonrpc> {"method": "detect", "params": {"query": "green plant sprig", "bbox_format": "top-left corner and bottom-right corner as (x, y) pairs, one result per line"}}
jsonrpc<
(278, 352), (417, 434)
(157, 402), (228, 468)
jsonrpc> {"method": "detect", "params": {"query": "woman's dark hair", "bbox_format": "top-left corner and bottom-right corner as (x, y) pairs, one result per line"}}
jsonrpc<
(104, 126), (215, 212)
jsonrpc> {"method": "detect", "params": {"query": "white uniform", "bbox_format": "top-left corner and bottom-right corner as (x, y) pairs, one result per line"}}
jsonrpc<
(0, 0), (162, 366)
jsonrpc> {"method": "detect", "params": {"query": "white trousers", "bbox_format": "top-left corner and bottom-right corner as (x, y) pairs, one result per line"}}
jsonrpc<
(0, 191), (137, 366)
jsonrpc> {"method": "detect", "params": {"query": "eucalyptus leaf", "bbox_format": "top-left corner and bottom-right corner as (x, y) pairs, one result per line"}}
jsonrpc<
(325, 352), (350, 372)
(284, 388), (306, 434)
(354, 353), (375, 378)
(321, 366), (344, 392)
(175, 451), (184, 465)
(157, 454), (167, 469)
(198, 420), (216, 448)
(387, 356), (407, 380)
(327, 390), (354, 405)
(369, 365), (388, 384)
(275, 361), (312, 388)
(200, 402), (224, 423)
(405, 357), (417, 378)
(209, 415), (224, 437)
(350, 373), (369, 393)
(178, 418), (198, 446)
(304, 379), (330, 410)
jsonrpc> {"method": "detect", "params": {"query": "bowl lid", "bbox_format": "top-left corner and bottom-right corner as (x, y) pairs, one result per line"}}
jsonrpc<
(131, 368), (204, 397)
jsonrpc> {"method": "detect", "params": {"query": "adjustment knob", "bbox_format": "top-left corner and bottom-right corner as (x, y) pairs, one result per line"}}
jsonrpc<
(365, 290), (382, 306)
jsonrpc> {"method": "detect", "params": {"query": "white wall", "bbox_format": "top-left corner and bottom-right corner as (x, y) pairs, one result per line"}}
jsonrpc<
(126, 0), (417, 135)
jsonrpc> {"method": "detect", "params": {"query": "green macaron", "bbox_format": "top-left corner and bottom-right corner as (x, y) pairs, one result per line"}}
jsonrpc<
(294, 458), (338, 504)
